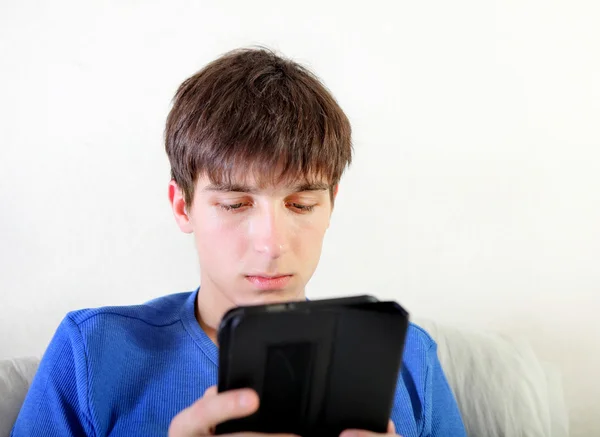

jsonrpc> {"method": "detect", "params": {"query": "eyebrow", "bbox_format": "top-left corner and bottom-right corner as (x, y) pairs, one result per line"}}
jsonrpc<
(203, 182), (330, 193)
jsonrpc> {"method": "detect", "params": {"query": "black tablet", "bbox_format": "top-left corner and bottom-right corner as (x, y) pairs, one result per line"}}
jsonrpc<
(215, 295), (409, 437)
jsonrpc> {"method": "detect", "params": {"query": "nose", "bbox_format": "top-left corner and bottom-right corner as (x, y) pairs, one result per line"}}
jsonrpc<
(250, 204), (290, 259)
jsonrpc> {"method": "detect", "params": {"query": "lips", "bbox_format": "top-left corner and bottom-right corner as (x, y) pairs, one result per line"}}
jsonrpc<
(245, 274), (292, 291)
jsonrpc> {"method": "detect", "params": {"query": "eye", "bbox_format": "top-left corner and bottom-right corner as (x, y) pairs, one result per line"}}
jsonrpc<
(288, 202), (316, 212)
(219, 203), (246, 211)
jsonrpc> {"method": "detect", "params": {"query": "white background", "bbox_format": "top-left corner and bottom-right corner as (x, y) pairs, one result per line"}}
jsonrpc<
(1, 0), (598, 435)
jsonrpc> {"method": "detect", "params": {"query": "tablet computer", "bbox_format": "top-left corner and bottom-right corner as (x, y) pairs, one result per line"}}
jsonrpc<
(215, 295), (409, 436)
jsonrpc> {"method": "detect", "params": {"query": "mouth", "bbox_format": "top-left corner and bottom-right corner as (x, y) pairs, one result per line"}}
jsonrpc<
(245, 274), (293, 291)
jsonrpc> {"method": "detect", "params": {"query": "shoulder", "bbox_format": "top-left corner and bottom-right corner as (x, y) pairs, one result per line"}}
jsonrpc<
(52, 290), (197, 376)
(390, 322), (443, 431)
(406, 321), (437, 355)
(65, 291), (193, 329)
(399, 322), (438, 392)
(55, 290), (196, 351)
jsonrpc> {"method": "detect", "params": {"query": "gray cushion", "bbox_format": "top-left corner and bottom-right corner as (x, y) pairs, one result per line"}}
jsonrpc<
(415, 319), (569, 437)
(0, 357), (40, 437)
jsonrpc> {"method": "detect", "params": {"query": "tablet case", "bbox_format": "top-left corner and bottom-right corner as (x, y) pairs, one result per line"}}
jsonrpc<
(216, 295), (409, 437)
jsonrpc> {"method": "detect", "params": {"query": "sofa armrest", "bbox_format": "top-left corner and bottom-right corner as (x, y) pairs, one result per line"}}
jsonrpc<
(0, 357), (40, 437)
(413, 319), (569, 437)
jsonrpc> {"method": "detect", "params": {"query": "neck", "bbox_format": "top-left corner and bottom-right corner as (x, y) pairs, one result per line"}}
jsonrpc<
(194, 282), (307, 344)
(195, 286), (233, 345)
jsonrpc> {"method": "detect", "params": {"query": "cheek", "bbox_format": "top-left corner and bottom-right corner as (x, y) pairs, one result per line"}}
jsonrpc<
(193, 211), (248, 260)
(292, 213), (330, 252)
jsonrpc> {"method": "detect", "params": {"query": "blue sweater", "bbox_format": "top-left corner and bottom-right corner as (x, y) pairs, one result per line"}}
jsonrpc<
(12, 290), (466, 437)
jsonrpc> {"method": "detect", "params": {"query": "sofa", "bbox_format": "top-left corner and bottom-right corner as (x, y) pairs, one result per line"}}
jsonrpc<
(0, 319), (569, 437)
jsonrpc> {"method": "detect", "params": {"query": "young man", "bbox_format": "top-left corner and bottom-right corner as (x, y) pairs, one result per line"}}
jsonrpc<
(12, 48), (466, 437)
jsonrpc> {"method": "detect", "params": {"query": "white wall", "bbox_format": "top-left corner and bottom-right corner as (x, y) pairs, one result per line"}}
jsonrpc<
(1, 0), (598, 435)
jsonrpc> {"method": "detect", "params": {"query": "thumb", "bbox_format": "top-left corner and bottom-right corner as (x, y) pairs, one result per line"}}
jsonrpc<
(387, 420), (396, 434)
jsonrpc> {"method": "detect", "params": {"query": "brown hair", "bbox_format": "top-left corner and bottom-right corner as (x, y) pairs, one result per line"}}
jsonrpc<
(165, 47), (352, 206)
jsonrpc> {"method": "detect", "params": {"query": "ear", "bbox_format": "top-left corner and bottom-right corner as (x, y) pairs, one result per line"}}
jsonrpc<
(169, 180), (193, 234)
(331, 184), (339, 211)
(327, 184), (339, 228)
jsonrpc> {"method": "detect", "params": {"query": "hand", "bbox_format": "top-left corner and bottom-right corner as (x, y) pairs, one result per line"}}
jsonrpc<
(340, 420), (401, 437)
(168, 385), (298, 437)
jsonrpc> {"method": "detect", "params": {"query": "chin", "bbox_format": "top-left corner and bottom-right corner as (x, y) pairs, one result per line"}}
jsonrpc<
(245, 288), (305, 305)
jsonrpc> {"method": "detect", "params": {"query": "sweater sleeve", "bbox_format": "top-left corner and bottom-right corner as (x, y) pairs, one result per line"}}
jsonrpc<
(11, 315), (95, 437)
(425, 343), (467, 437)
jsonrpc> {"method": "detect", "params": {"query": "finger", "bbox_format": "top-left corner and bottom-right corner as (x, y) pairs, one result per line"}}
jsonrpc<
(387, 420), (396, 434)
(203, 385), (218, 398)
(168, 388), (259, 436)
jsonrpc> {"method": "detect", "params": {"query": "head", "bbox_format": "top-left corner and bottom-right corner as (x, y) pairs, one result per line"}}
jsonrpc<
(165, 48), (352, 320)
